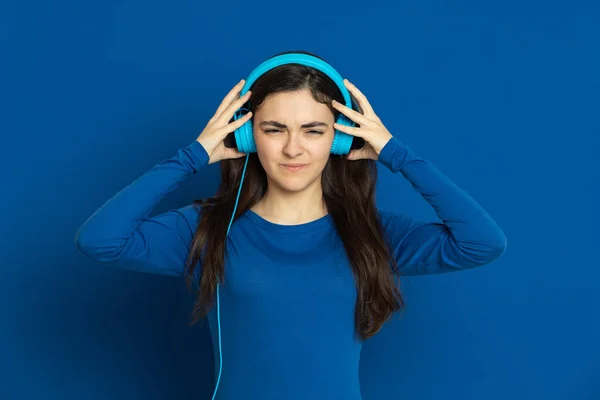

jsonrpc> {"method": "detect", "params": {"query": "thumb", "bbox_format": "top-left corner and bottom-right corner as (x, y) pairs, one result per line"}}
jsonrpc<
(224, 147), (248, 160)
(345, 148), (366, 161)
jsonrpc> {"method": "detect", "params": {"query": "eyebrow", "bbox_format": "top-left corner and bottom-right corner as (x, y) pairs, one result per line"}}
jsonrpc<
(259, 120), (328, 129)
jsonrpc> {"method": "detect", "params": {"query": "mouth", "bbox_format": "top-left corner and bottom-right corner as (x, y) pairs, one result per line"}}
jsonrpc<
(280, 163), (308, 172)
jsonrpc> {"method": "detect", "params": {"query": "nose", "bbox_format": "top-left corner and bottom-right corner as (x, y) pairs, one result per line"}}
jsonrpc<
(282, 133), (304, 158)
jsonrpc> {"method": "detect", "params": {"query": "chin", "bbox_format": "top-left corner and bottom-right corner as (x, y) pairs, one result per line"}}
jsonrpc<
(275, 179), (312, 193)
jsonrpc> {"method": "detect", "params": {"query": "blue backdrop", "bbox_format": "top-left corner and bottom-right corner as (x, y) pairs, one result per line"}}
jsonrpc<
(1, 1), (598, 399)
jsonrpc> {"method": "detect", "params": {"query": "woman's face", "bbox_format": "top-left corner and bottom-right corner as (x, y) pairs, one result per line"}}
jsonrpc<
(252, 89), (335, 194)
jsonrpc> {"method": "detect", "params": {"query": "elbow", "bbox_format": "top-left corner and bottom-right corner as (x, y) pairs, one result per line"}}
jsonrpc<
(74, 226), (124, 263)
(492, 227), (508, 257)
(457, 230), (507, 269)
(488, 241), (507, 264)
(74, 226), (98, 260)
(479, 230), (508, 265)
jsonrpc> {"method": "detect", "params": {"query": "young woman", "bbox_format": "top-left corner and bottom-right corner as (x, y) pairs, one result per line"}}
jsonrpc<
(75, 50), (506, 400)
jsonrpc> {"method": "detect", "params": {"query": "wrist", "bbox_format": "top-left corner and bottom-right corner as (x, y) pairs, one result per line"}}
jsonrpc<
(375, 134), (394, 156)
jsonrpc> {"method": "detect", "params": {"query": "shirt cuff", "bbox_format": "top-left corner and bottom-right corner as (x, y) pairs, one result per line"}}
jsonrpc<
(186, 140), (211, 171)
(377, 136), (422, 173)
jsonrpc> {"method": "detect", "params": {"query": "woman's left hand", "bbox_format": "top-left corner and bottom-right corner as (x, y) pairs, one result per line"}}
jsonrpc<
(332, 79), (394, 161)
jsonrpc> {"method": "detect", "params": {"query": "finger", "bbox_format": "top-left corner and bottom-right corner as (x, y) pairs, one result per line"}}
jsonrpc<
(211, 79), (246, 122)
(226, 148), (247, 159)
(346, 148), (367, 161)
(219, 139), (247, 159)
(333, 121), (364, 137)
(215, 109), (253, 137)
(216, 90), (252, 125)
(332, 99), (371, 127)
(343, 79), (377, 119)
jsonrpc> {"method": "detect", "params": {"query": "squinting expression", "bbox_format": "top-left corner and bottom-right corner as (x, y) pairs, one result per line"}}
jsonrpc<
(252, 89), (335, 193)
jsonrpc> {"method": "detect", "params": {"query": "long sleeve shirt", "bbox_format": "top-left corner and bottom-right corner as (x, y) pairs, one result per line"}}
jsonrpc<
(74, 136), (507, 400)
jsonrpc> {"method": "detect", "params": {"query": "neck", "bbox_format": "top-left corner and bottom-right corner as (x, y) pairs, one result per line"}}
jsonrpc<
(251, 184), (328, 225)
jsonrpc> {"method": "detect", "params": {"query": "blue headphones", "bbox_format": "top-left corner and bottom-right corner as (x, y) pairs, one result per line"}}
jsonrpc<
(224, 52), (364, 155)
(213, 52), (360, 400)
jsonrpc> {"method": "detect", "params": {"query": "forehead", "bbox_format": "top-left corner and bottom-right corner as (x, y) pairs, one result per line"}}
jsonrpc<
(258, 90), (331, 115)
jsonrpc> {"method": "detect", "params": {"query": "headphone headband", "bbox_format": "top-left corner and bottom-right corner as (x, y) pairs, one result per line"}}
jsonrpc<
(239, 53), (353, 109)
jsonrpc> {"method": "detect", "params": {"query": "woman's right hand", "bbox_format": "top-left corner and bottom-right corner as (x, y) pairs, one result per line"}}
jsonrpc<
(196, 79), (253, 165)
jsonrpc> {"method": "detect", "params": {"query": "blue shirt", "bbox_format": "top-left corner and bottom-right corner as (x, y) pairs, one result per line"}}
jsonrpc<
(74, 136), (506, 400)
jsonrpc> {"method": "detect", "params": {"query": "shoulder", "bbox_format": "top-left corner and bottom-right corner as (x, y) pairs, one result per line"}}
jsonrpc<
(168, 202), (203, 237)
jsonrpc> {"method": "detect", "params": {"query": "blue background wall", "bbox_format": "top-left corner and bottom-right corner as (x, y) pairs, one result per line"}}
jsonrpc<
(2, 1), (598, 399)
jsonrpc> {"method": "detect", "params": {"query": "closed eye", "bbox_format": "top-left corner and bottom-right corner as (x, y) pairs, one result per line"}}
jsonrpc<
(264, 129), (324, 134)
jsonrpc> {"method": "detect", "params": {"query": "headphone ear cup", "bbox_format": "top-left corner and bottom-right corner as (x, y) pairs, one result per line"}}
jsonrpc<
(331, 114), (355, 155)
(225, 110), (244, 150)
(224, 115), (238, 149)
(331, 94), (366, 154)
(234, 109), (256, 153)
(350, 92), (363, 115)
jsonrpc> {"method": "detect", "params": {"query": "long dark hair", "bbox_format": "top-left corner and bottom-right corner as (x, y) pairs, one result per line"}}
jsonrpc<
(183, 50), (404, 340)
